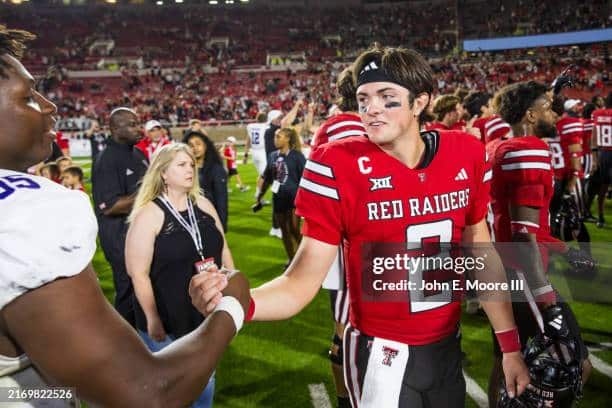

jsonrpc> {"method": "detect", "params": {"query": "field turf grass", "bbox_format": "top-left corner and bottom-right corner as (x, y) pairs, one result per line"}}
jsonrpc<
(77, 154), (612, 408)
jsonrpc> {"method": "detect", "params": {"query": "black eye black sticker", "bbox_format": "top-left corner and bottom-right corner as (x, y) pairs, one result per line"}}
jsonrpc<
(384, 101), (402, 109)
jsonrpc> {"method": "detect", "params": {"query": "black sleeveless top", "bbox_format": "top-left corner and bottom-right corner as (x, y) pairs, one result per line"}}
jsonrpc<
(134, 197), (224, 338)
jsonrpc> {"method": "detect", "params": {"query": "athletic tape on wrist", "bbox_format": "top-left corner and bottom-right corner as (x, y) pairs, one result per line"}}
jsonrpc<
(214, 296), (244, 333)
(495, 327), (521, 353)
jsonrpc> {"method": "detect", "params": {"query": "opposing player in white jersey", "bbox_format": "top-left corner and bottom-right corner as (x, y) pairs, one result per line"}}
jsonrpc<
(0, 25), (250, 406)
(245, 112), (269, 176)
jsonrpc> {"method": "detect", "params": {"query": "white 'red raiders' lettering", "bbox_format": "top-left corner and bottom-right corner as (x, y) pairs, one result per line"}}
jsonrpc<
(408, 188), (470, 217)
(358, 157), (372, 174)
(367, 200), (403, 220)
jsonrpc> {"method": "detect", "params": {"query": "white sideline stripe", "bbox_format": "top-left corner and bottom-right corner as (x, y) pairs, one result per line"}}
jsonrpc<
(501, 162), (550, 171)
(329, 129), (366, 141)
(463, 371), (488, 408)
(487, 122), (511, 136)
(561, 128), (583, 134)
(485, 117), (503, 129)
(309, 383), (332, 408)
(299, 178), (339, 199)
(327, 120), (366, 132)
(587, 349), (612, 379)
(305, 160), (334, 178)
(503, 149), (549, 159)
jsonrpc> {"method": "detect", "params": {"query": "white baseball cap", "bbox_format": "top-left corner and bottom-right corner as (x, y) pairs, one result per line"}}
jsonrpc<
(227, 136), (237, 143)
(267, 110), (283, 122)
(145, 120), (162, 132)
(564, 99), (580, 111)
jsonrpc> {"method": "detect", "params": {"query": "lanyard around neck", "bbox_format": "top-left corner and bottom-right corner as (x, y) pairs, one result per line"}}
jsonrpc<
(159, 195), (204, 259)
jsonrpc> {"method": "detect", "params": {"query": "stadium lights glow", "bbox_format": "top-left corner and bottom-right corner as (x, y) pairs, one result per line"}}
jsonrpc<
(156, 0), (163, 4)
(240, 0), (249, 2)
(209, 0), (218, 3)
(105, 0), (117, 3)
(225, 0), (234, 3)
(175, 0), (184, 2)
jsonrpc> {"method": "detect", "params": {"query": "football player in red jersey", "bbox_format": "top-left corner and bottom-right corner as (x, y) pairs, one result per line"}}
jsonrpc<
(488, 81), (592, 407)
(195, 45), (530, 407)
(313, 66), (366, 408)
(465, 91), (513, 144)
(591, 92), (612, 227)
(426, 94), (462, 131)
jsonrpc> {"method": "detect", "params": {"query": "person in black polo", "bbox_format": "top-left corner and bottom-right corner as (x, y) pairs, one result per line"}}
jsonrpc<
(92, 107), (148, 325)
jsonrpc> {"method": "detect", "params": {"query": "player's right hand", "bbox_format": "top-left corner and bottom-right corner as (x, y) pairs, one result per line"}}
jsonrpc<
(501, 351), (530, 398)
(221, 272), (251, 313)
(189, 267), (229, 315)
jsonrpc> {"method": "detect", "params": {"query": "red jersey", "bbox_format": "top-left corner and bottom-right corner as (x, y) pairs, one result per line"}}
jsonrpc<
(135, 136), (171, 160)
(224, 145), (237, 170)
(312, 113), (366, 149)
(551, 117), (583, 180)
(424, 122), (450, 131)
(295, 131), (491, 345)
(451, 119), (466, 131)
(581, 118), (593, 154)
(592, 108), (612, 150)
(473, 115), (512, 144)
(55, 131), (69, 152)
(489, 137), (553, 269)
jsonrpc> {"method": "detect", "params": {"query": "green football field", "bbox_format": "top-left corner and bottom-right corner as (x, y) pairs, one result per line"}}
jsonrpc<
(76, 155), (612, 408)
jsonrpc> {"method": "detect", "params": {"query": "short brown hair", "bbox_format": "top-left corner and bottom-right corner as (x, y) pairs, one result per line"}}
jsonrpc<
(433, 94), (460, 121)
(336, 67), (358, 112)
(352, 45), (434, 123)
(63, 165), (84, 182)
(256, 112), (267, 123)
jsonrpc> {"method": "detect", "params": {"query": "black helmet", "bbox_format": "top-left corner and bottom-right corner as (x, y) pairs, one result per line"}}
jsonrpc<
(551, 195), (581, 242)
(498, 334), (582, 408)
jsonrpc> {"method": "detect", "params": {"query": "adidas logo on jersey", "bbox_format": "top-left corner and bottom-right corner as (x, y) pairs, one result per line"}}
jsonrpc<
(454, 168), (468, 181)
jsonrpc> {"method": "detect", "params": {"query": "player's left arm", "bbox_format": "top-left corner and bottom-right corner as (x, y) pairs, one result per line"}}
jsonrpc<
(463, 219), (530, 398)
(566, 142), (583, 191)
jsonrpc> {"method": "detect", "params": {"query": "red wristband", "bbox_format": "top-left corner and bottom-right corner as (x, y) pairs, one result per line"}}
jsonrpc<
(495, 327), (521, 353)
(534, 285), (556, 307)
(246, 298), (255, 321)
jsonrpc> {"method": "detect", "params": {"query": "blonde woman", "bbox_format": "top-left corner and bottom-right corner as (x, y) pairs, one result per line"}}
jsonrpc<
(125, 143), (234, 408)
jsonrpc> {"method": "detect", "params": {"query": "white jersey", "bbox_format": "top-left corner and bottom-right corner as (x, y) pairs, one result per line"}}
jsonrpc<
(0, 169), (96, 404)
(246, 123), (268, 151)
(0, 169), (97, 308)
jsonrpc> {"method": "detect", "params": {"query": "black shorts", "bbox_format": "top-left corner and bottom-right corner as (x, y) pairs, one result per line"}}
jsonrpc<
(228, 168), (238, 176)
(598, 150), (612, 184)
(272, 193), (296, 213)
(343, 326), (465, 408)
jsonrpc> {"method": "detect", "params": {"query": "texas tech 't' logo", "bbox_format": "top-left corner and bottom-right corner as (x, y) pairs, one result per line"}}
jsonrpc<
(382, 346), (399, 366)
